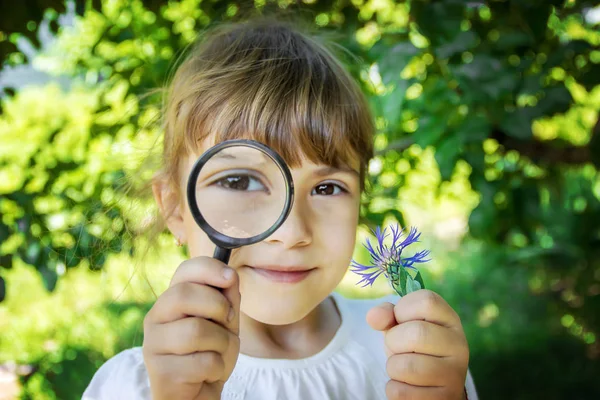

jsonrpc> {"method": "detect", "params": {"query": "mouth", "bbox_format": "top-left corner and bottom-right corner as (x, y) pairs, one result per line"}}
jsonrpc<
(248, 265), (316, 283)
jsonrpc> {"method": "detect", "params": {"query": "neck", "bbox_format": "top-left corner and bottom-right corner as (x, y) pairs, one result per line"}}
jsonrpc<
(238, 296), (341, 359)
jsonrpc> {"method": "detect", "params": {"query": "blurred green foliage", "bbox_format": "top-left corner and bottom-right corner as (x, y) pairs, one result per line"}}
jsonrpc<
(1, 0), (600, 399)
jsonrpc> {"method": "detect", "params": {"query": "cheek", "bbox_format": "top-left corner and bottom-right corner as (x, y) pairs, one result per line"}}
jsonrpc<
(313, 197), (359, 261)
(181, 204), (216, 258)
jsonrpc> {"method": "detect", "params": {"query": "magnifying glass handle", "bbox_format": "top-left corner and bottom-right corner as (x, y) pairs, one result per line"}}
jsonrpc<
(213, 246), (231, 264)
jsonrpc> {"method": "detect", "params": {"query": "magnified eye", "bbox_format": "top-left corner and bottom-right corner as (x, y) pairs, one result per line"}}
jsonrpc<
(214, 174), (267, 192)
(312, 183), (347, 196)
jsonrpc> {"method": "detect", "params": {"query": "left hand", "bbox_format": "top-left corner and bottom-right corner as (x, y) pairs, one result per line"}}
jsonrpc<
(367, 289), (469, 400)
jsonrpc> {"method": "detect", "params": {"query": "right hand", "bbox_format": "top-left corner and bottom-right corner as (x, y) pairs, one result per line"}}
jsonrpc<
(142, 256), (241, 400)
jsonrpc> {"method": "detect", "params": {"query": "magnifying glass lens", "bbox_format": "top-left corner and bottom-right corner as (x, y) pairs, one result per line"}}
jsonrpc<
(195, 145), (288, 239)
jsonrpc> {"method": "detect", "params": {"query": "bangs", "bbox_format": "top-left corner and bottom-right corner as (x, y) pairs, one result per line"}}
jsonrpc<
(166, 19), (374, 182)
(188, 59), (366, 171)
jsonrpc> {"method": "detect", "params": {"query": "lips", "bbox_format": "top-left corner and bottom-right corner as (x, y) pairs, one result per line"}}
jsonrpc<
(249, 265), (316, 283)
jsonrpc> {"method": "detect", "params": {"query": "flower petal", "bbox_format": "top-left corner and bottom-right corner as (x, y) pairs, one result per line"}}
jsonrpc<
(363, 239), (383, 264)
(395, 226), (421, 252)
(390, 225), (403, 248)
(401, 249), (431, 269)
(349, 260), (375, 272)
(351, 224), (430, 292)
(373, 226), (389, 255)
(353, 268), (384, 287)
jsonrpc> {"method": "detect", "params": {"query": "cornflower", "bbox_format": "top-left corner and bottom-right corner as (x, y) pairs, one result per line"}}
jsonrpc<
(350, 225), (431, 297)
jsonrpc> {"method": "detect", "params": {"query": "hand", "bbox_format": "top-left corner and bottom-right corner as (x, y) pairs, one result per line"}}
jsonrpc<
(367, 290), (469, 400)
(142, 257), (241, 400)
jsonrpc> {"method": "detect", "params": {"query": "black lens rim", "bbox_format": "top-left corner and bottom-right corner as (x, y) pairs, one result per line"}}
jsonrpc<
(186, 139), (295, 249)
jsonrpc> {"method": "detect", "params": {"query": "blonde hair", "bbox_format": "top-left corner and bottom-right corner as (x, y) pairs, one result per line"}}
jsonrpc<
(154, 16), (375, 216)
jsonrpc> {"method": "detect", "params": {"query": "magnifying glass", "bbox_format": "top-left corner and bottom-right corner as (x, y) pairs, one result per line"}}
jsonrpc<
(186, 139), (295, 264)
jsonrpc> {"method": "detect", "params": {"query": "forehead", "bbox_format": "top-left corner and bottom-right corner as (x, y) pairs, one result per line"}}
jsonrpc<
(192, 134), (361, 173)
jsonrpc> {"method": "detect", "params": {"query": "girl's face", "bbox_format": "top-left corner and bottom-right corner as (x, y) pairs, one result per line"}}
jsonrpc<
(167, 138), (361, 325)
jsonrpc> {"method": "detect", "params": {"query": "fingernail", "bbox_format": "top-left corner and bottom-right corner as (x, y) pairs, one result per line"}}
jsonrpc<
(223, 267), (234, 280)
(227, 307), (235, 322)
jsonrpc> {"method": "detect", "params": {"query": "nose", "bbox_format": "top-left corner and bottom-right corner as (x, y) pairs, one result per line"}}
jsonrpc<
(266, 196), (312, 249)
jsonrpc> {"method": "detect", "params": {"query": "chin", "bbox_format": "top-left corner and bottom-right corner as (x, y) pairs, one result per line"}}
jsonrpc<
(241, 291), (323, 325)
(236, 265), (346, 325)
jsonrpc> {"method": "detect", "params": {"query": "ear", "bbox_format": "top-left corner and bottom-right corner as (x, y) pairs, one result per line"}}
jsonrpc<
(152, 174), (187, 244)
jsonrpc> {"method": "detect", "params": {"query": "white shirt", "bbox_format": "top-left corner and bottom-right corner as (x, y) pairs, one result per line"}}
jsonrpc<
(83, 292), (478, 400)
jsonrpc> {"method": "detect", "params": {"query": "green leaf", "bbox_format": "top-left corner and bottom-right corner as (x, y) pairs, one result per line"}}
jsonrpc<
(451, 55), (502, 81)
(500, 108), (536, 139)
(519, 3), (554, 43)
(481, 70), (519, 101)
(40, 263), (58, 292)
(463, 146), (486, 176)
(382, 79), (410, 130)
(384, 209), (406, 230)
(468, 193), (498, 239)
(0, 221), (9, 242)
(414, 271), (426, 290)
(0, 254), (12, 270)
(536, 84), (572, 116)
(0, 276), (5, 302)
(435, 31), (477, 59)
(412, 1), (464, 45)
(414, 115), (448, 148)
(25, 242), (42, 265)
(397, 265), (409, 296)
(494, 31), (534, 51)
(434, 134), (462, 181)
(457, 114), (491, 144)
(374, 41), (420, 86)
(406, 275), (422, 293)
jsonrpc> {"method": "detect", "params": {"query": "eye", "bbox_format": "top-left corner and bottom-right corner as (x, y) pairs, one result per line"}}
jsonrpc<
(214, 174), (267, 192)
(311, 182), (347, 196)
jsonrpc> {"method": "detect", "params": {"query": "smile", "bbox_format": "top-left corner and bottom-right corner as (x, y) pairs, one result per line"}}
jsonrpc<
(249, 266), (316, 283)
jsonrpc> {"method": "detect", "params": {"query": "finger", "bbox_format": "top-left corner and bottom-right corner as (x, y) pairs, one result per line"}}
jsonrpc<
(386, 380), (447, 400)
(366, 302), (396, 331)
(146, 317), (234, 356)
(169, 256), (237, 289)
(151, 351), (225, 384)
(394, 290), (462, 330)
(387, 353), (456, 388)
(221, 268), (240, 335)
(146, 282), (233, 328)
(385, 320), (467, 358)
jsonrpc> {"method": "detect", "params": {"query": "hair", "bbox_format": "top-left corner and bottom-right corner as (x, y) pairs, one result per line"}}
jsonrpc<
(152, 16), (375, 222)
(105, 14), (377, 301)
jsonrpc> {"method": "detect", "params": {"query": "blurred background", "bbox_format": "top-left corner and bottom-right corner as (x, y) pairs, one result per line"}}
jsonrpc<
(1, 0), (599, 399)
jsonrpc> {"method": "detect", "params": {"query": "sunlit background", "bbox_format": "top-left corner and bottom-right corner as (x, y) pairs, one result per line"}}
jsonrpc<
(1, 1), (599, 399)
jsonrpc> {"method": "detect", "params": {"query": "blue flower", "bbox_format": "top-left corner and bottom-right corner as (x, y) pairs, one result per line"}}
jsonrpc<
(350, 225), (431, 296)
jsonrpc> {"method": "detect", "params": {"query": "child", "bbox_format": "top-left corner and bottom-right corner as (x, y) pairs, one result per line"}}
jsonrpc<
(83, 16), (478, 400)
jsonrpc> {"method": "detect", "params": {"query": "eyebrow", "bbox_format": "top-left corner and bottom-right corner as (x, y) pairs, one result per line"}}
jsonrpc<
(209, 151), (359, 177)
(313, 165), (359, 177)
(210, 149), (271, 164)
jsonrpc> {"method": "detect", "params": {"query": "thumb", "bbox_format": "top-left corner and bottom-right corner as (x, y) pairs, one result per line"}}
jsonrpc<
(366, 302), (397, 332)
